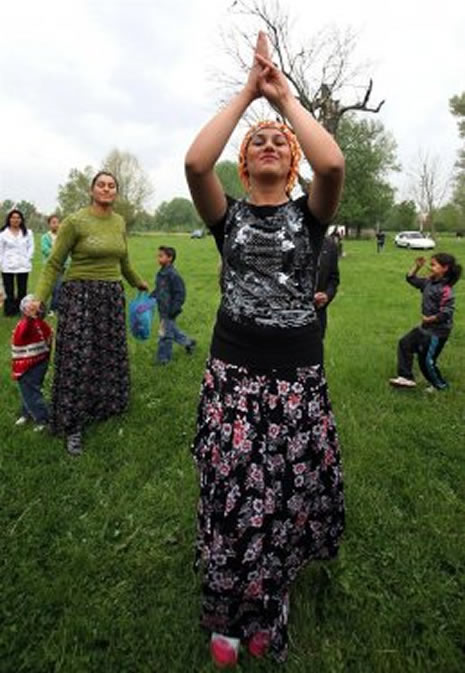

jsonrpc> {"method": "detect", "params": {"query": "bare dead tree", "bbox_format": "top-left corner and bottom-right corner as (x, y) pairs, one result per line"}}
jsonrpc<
(216, 0), (385, 138)
(409, 151), (451, 238)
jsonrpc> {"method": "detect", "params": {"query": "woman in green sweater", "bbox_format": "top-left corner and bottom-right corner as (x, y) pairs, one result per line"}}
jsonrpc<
(29, 171), (148, 455)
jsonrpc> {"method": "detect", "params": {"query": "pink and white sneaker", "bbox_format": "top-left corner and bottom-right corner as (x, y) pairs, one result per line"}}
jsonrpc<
(210, 633), (240, 668)
(248, 631), (270, 658)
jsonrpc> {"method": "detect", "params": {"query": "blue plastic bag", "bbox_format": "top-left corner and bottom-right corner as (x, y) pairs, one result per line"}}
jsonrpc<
(129, 291), (157, 340)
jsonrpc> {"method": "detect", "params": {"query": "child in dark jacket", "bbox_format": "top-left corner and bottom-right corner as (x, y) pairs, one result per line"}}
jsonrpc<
(389, 253), (462, 390)
(151, 246), (195, 364)
(12, 295), (53, 429)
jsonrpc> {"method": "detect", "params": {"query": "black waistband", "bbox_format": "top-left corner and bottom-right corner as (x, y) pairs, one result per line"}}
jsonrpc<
(210, 309), (322, 372)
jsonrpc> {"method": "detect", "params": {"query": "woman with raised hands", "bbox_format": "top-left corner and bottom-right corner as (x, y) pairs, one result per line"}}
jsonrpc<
(185, 32), (345, 666)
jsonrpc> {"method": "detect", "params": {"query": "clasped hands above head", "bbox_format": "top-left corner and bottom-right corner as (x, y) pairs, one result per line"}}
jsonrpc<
(244, 31), (292, 109)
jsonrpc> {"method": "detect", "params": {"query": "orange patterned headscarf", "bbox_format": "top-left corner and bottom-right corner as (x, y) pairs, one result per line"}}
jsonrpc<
(238, 120), (302, 195)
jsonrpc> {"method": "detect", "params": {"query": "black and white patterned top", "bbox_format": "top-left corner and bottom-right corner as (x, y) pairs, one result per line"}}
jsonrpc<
(210, 196), (326, 370)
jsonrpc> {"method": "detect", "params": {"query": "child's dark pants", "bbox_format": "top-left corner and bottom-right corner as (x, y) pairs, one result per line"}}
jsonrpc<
(18, 360), (49, 423)
(397, 327), (448, 389)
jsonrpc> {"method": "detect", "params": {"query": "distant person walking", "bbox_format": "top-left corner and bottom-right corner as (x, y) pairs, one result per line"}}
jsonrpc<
(333, 229), (343, 258)
(0, 209), (34, 316)
(314, 234), (340, 339)
(27, 171), (148, 455)
(389, 253), (462, 391)
(376, 230), (386, 253)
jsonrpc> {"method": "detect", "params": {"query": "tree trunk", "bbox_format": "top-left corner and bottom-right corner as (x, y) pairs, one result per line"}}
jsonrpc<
(427, 211), (436, 239)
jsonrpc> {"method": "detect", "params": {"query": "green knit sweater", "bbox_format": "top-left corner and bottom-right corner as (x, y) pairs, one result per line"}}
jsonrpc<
(35, 207), (142, 302)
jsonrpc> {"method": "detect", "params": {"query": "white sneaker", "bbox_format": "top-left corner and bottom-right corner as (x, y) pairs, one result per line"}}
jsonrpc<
(15, 416), (29, 426)
(389, 376), (416, 388)
(33, 424), (46, 432)
(67, 432), (83, 456)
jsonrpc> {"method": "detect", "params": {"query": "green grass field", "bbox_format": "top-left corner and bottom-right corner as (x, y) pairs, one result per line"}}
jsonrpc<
(1, 235), (464, 673)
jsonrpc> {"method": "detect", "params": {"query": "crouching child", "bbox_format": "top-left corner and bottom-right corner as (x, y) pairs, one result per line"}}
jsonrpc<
(389, 253), (462, 391)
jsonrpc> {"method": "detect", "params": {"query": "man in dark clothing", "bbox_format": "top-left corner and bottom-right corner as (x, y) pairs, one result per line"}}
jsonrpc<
(376, 230), (386, 253)
(151, 246), (196, 364)
(314, 235), (340, 339)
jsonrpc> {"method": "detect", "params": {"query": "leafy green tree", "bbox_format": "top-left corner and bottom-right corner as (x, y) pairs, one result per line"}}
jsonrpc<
(15, 200), (47, 232)
(153, 198), (202, 232)
(449, 93), (465, 151)
(433, 203), (463, 232)
(57, 166), (94, 217)
(132, 210), (157, 231)
(384, 200), (417, 231)
(452, 173), (465, 219)
(103, 149), (153, 230)
(0, 200), (15, 225)
(215, 161), (246, 199)
(15, 200), (37, 221)
(450, 92), (465, 220)
(336, 115), (398, 236)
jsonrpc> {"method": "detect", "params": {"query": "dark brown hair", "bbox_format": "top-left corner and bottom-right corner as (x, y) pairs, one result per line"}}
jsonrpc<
(158, 246), (176, 262)
(432, 253), (462, 286)
(91, 171), (119, 192)
(1, 209), (27, 236)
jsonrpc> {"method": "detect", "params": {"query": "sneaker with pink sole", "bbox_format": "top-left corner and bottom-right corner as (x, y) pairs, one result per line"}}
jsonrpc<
(248, 630), (270, 658)
(210, 633), (240, 668)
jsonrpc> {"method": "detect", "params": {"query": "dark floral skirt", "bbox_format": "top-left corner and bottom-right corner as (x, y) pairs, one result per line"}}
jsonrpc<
(192, 357), (344, 662)
(51, 280), (130, 435)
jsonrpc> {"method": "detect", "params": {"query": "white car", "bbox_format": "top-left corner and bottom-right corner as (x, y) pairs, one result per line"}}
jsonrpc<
(394, 231), (436, 249)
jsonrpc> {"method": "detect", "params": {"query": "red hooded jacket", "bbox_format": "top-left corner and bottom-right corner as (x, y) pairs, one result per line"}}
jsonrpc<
(11, 317), (52, 380)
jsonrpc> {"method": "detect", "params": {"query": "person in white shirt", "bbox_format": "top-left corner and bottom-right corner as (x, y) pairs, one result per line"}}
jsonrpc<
(0, 209), (35, 316)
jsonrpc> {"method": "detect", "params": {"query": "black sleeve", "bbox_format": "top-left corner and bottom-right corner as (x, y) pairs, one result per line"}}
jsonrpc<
(324, 239), (340, 303)
(406, 275), (427, 290)
(293, 195), (327, 254)
(209, 195), (236, 255)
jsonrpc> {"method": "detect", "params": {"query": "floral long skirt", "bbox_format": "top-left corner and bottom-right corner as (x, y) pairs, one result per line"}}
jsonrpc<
(51, 280), (130, 435)
(192, 357), (344, 662)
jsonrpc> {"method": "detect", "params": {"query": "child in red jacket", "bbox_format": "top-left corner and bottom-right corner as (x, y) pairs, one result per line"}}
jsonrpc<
(12, 295), (52, 430)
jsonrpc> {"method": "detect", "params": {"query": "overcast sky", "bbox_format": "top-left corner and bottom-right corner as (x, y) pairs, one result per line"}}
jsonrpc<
(1, 0), (464, 214)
